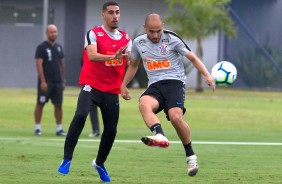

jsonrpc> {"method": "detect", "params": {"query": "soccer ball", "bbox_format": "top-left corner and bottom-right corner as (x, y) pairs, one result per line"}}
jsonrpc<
(211, 61), (237, 86)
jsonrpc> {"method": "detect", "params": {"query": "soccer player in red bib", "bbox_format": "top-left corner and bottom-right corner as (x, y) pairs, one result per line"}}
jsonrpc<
(58, 1), (131, 182)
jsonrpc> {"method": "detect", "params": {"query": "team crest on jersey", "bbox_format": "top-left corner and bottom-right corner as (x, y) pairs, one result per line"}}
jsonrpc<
(57, 46), (61, 53)
(97, 32), (104, 36)
(139, 39), (146, 46)
(159, 45), (169, 56)
(162, 38), (169, 44)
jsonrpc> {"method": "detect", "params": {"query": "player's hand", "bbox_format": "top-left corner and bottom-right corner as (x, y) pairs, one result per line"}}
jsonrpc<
(121, 85), (132, 100)
(114, 45), (128, 59)
(41, 82), (48, 92)
(205, 74), (216, 92)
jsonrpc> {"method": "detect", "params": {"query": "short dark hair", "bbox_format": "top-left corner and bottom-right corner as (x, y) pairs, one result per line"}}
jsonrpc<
(102, 1), (119, 11)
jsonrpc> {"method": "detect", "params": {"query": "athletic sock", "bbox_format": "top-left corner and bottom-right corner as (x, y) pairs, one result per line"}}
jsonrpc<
(183, 142), (195, 157)
(35, 124), (41, 130)
(150, 123), (165, 136)
(56, 123), (62, 132)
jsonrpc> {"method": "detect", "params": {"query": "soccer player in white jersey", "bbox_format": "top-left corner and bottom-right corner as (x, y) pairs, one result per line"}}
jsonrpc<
(121, 13), (215, 176)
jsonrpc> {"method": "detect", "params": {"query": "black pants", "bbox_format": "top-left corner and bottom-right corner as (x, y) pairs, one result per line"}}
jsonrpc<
(64, 85), (119, 165)
(89, 104), (99, 133)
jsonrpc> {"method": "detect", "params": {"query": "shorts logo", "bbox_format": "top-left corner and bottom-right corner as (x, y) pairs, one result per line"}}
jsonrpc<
(40, 96), (46, 103)
(83, 85), (92, 92)
(159, 45), (169, 56)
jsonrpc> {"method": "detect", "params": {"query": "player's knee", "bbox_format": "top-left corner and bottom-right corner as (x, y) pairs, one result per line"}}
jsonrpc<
(139, 101), (145, 110)
(36, 103), (45, 109)
(54, 104), (62, 109)
(75, 111), (88, 121)
(169, 113), (182, 125)
(139, 102), (152, 115)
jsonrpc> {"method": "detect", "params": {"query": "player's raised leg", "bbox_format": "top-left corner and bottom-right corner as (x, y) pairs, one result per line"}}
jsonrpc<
(139, 95), (169, 148)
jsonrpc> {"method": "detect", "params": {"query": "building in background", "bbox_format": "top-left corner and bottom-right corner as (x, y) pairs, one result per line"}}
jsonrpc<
(0, 0), (281, 89)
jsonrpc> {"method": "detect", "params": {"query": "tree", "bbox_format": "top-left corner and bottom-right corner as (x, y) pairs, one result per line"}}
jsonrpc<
(165, 0), (236, 92)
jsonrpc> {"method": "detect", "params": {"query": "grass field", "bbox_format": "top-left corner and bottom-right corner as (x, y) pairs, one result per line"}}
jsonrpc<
(0, 87), (282, 184)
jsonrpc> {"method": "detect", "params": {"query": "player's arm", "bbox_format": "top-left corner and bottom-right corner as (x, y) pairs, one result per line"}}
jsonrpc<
(186, 51), (215, 91)
(59, 58), (66, 89)
(35, 58), (47, 92)
(85, 30), (127, 61)
(121, 55), (140, 100)
(125, 40), (133, 65)
(86, 44), (128, 62)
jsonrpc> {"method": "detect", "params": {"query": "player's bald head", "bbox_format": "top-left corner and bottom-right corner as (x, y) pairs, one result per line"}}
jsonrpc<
(144, 13), (164, 43)
(145, 13), (163, 27)
(46, 24), (57, 33)
(46, 24), (58, 43)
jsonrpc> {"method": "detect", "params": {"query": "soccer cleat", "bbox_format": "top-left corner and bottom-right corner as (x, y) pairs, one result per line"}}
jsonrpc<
(141, 134), (170, 148)
(56, 129), (67, 136)
(58, 158), (71, 175)
(187, 155), (199, 176)
(92, 159), (111, 182)
(89, 131), (100, 137)
(35, 129), (42, 136)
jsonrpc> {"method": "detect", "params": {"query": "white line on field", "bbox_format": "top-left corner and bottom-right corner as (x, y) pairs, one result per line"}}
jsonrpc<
(0, 137), (281, 146)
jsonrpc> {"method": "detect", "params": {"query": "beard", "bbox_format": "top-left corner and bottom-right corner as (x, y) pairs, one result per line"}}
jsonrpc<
(111, 24), (118, 29)
(147, 36), (160, 43)
(48, 35), (57, 42)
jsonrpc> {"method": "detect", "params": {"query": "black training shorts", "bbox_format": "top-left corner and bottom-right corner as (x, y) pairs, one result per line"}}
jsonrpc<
(140, 79), (186, 120)
(37, 82), (63, 105)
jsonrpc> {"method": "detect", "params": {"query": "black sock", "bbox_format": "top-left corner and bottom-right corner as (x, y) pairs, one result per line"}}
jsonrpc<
(183, 142), (195, 157)
(150, 123), (165, 136)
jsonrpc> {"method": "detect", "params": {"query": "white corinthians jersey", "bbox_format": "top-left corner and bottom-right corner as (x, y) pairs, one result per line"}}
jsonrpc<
(131, 30), (191, 86)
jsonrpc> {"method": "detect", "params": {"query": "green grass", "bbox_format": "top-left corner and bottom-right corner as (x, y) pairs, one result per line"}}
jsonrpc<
(0, 88), (282, 184)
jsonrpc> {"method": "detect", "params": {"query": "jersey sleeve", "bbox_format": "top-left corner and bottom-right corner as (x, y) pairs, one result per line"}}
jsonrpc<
(125, 40), (132, 53)
(84, 30), (97, 48)
(173, 35), (191, 56)
(130, 40), (141, 61)
(58, 45), (64, 59)
(35, 45), (44, 59)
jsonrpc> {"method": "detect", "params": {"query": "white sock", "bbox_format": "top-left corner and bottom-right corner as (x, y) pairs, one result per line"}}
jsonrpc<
(56, 124), (62, 132)
(35, 124), (41, 130)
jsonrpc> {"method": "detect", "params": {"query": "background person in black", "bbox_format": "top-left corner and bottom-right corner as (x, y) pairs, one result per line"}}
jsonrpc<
(34, 24), (67, 136)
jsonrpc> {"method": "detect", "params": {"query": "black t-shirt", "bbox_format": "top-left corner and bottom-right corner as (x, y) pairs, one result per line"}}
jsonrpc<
(35, 41), (64, 83)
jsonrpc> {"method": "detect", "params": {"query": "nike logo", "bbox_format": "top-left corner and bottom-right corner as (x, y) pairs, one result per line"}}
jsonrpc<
(176, 102), (183, 105)
(141, 51), (147, 54)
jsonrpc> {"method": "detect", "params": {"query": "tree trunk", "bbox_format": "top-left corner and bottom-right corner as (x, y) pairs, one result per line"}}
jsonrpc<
(195, 38), (204, 92)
